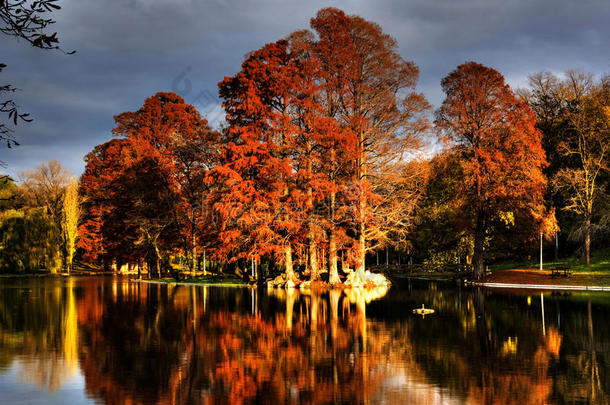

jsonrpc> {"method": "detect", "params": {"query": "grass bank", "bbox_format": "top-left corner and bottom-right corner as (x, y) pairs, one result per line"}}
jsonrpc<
(133, 273), (249, 286)
(484, 248), (610, 288)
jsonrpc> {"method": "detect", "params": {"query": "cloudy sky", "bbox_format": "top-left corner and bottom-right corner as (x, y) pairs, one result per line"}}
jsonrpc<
(1, 0), (609, 178)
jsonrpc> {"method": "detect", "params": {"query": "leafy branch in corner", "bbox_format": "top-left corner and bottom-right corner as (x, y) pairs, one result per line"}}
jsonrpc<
(0, 0), (74, 153)
(1, 0), (73, 52)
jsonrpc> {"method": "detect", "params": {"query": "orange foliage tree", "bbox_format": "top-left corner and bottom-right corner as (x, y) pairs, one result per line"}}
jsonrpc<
(213, 40), (305, 282)
(212, 8), (429, 285)
(435, 62), (554, 278)
(79, 92), (219, 277)
(308, 8), (430, 280)
(79, 139), (135, 268)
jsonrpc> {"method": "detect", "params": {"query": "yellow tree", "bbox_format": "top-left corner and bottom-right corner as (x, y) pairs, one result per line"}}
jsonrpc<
(62, 178), (80, 272)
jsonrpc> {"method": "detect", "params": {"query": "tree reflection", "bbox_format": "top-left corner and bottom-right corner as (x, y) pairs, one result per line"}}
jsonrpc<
(0, 278), (608, 404)
(77, 283), (400, 404)
(388, 284), (609, 405)
(0, 278), (79, 391)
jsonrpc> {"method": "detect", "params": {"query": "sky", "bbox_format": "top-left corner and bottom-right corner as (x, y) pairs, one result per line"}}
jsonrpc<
(1, 0), (609, 179)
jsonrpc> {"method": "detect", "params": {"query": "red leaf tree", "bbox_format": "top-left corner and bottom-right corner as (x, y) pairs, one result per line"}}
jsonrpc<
(79, 92), (219, 277)
(213, 40), (304, 282)
(435, 62), (554, 279)
(308, 8), (430, 282)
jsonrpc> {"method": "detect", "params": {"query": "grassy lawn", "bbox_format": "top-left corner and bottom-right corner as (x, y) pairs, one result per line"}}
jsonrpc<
(484, 248), (610, 287)
(490, 247), (610, 274)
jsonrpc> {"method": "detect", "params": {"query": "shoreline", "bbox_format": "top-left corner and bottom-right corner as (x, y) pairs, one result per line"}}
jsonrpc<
(4, 271), (610, 292)
(131, 278), (250, 287)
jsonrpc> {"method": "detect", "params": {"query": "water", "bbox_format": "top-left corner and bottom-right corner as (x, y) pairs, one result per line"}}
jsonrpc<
(0, 276), (607, 404)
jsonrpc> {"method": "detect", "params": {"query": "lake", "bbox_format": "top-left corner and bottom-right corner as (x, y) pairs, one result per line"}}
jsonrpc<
(0, 276), (607, 404)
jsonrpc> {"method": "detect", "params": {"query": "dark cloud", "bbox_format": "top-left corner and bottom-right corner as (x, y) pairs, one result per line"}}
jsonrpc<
(1, 0), (609, 178)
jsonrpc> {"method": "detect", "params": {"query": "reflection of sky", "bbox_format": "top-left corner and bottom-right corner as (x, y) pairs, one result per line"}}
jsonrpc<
(377, 369), (465, 404)
(0, 360), (95, 405)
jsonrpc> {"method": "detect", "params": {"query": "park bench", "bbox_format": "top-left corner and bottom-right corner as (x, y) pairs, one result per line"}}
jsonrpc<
(550, 266), (571, 278)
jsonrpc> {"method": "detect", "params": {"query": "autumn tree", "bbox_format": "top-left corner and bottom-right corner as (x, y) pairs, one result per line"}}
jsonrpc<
(79, 139), (134, 267)
(214, 9), (429, 286)
(61, 178), (80, 272)
(113, 92), (220, 274)
(214, 40), (304, 283)
(79, 93), (218, 277)
(79, 139), (180, 277)
(435, 62), (552, 279)
(308, 8), (430, 281)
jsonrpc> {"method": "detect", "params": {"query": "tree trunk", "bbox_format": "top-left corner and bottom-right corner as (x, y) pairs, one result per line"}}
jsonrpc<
(355, 134), (367, 282)
(190, 214), (197, 276)
(328, 229), (340, 285)
(355, 188), (367, 280)
(284, 243), (297, 284)
(309, 239), (320, 281)
(585, 216), (591, 267)
(306, 137), (320, 282)
(473, 212), (485, 279)
(356, 228), (366, 281)
(191, 241), (197, 277)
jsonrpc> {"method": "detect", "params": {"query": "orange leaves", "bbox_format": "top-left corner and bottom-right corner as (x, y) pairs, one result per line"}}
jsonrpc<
(436, 62), (551, 275)
(436, 62), (548, 210)
(81, 92), (220, 270)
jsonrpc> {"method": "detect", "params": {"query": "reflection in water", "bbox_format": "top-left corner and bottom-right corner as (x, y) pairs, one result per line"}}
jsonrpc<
(0, 277), (608, 404)
(0, 278), (80, 393)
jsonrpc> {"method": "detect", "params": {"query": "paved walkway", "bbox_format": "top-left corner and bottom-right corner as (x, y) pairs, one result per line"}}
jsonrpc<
(467, 269), (610, 291)
(469, 281), (610, 291)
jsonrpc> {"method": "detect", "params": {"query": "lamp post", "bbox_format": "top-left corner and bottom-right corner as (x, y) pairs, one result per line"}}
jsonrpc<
(540, 232), (542, 270)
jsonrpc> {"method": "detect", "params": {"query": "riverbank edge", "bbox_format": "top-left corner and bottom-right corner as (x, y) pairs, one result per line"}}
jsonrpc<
(131, 279), (251, 287)
(132, 278), (393, 290)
